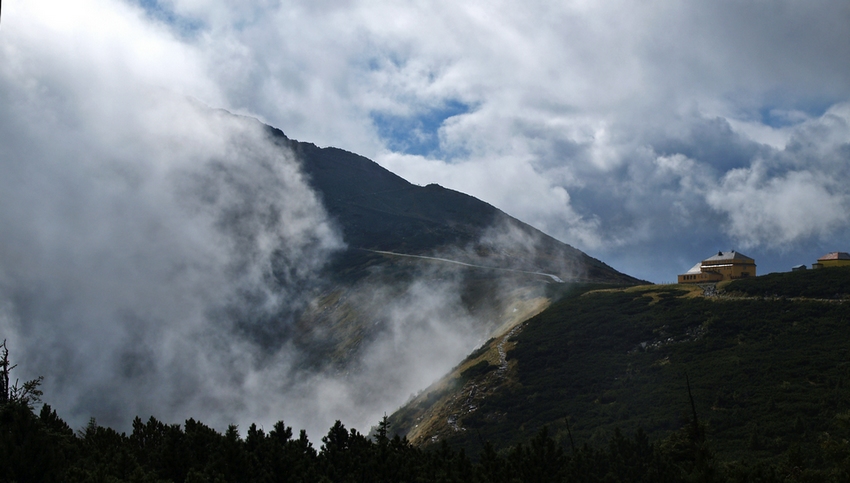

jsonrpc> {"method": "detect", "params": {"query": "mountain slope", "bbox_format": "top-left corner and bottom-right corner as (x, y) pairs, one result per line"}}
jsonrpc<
(265, 125), (638, 285)
(253, 124), (644, 385)
(389, 267), (850, 467)
(189, 117), (647, 437)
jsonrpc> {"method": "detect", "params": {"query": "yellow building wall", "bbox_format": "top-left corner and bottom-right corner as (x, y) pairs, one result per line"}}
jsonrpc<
(680, 260), (756, 284)
(818, 259), (850, 268)
(678, 271), (724, 284)
(700, 261), (756, 280)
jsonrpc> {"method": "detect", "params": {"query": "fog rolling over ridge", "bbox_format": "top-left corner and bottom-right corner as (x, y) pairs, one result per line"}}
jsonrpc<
(0, 89), (345, 432)
(0, 1), (626, 438)
(0, 83), (562, 439)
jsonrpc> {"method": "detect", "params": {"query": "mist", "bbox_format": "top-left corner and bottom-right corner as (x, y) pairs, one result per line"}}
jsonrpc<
(0, 3), (357, 437)
(0, 81), (348, 427)
(1, 0), (579, 441)
(0, 74), (546, 442)
(0, 97), (553, 437)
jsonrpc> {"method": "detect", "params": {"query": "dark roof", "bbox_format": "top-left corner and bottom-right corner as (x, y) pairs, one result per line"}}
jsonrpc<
(818, 252), (850, 261)
(702, 251), (754, 263)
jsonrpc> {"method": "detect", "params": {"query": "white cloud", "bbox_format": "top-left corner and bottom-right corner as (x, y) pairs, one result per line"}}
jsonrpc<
(83, 0), (847, 278)
(707, 104), (850, 248)
(708, 166), (847, 247)
(1, 0), (348, 436)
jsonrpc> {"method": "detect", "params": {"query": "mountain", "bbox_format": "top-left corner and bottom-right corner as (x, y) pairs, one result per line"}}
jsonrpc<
(264, 125), (637, 285)
(257, 125), (640, 375)
(388, 267), (850, 468)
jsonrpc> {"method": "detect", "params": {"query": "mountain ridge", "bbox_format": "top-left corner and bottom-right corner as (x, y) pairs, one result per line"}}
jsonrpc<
(263, 124), (640, 286)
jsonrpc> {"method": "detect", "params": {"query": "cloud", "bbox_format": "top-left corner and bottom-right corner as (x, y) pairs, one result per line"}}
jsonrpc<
(98, 0), (848, 283)
(707, 103), (850, 248)
(0, 83), (347, 431)
(299, 273), (486, 434)
(1, 1), (348, 434)
(708, 168), (847, 248)
(1, 0), (563, 441)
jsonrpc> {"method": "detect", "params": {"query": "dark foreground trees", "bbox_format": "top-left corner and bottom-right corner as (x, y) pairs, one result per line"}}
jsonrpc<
(0, 403), (694, 483)
(3, 340), (849, 482)
(2, 396), (827, 483)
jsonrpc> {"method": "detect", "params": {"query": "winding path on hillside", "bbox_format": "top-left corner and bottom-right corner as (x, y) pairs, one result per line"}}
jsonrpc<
(497, 325), (523, 375)
(364, 249), (565, 283)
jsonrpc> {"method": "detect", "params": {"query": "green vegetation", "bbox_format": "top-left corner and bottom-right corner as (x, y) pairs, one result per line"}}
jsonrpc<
(3, 385), (843, 481)
(0, 400), (722, 482)
(396, 268), (850, 478)
(724, 265), (850, 299)
(0, 339), (723, 482)
(460, 360), (497, 381)
(7, 269), (850, 480)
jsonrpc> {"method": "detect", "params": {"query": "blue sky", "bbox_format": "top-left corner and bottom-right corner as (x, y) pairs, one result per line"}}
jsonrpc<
(133, 0), (202, 35)
(371, 99), (470, 157)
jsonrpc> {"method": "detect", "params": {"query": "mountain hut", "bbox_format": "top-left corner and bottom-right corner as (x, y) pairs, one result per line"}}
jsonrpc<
(678, 251), (757, 284)
(812, 252), (850, 269)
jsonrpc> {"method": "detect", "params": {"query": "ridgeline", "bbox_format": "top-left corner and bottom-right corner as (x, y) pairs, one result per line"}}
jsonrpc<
(389, 266), (850, 478)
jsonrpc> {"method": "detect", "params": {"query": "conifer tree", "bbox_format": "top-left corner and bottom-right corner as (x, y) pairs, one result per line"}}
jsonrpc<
(1, 339), (43, 408)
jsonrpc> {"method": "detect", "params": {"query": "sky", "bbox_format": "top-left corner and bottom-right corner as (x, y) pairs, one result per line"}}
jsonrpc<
(5, 0), (849, 281)
(159, 0), (847, 281)
(1, 0), (850, 436)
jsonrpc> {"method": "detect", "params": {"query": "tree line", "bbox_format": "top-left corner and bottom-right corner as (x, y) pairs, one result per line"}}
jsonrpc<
(2, 340), (848, 482)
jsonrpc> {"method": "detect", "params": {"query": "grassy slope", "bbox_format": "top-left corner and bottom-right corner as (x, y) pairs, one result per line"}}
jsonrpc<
(394, 268), (850, 468)
(723, 266), (850, 299)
